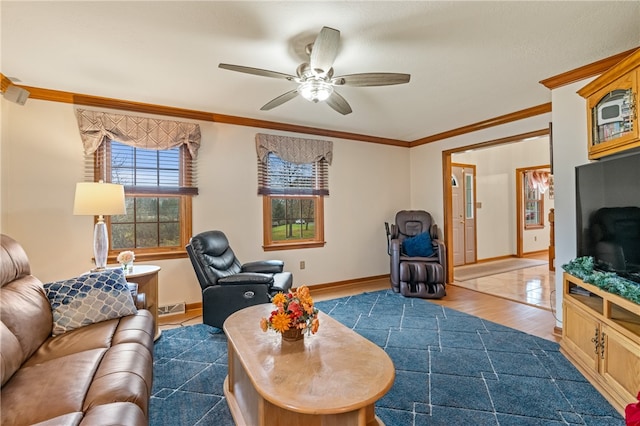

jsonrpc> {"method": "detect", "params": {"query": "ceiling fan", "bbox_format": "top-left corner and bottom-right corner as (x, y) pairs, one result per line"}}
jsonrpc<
(219, 26), (411, 115)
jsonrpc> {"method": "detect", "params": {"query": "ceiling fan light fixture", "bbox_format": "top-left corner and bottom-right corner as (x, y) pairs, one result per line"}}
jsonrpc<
(299, 79), (333, 103)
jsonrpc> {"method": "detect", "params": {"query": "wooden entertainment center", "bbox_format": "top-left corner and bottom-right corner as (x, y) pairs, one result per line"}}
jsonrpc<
(563, 48), (640, 415)
(561, 273), (640, 414)
(578, 49), (639, 160)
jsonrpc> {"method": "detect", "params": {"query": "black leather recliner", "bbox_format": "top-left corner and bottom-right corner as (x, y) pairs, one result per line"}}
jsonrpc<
(186, 230), (293, 328)
(386, 210), (446, 299)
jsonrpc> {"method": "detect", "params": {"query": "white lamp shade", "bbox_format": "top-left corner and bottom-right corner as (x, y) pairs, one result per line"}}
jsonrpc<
(73, 182), (126, 216)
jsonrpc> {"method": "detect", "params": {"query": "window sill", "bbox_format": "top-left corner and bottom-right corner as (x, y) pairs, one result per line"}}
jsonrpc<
(107, 250), (188, 263)
(263, 241), (326, 251)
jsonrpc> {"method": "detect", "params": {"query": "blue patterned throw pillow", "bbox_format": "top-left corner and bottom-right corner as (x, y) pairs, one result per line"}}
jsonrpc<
(402, 232), (434, 257)
(44, 268), (137, 336)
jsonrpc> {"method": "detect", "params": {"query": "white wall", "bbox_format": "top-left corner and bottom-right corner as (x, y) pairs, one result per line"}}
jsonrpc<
(0, 99), (410, 306)
(409, 114), (552, 231)
(453, 137), (553, 259)
(0, 79), (606, 326)
(550, 78), (594, 326)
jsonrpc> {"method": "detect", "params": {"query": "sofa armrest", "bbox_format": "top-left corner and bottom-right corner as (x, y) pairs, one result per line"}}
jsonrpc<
(241, 260), (284, 274)
(135, 293), (147, 310)
(218, 272), (274, 286)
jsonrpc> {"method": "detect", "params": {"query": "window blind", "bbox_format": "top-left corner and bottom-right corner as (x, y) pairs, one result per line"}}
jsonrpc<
(258, 152), (328, 196)
(94, 140), (198, 195)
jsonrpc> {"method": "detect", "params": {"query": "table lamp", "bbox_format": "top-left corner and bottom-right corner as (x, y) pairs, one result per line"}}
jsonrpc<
(74, 181), (126, 270)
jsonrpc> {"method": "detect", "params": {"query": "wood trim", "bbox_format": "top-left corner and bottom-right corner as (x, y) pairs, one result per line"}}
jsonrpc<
(262, 195), (326, 251)
(410, 103), (551, 147)
(473, 254), (520, 263)
(443, 151), (454, 283)
(516, 168), (523, 259)
(1, 74), (13, 91)
(524, 249), (549, 258)
(308, 274), (390, 292)
(577, 48), (640, 98)
(540, 47), (639, 90)
(3, 49), (635, 150)
(0, 74), (407, 147)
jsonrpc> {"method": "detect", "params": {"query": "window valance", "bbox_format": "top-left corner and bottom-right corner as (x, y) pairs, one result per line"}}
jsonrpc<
(256, 133), (333, 165)
(75, 109), (201, 159)
(526, 170), (552, 194)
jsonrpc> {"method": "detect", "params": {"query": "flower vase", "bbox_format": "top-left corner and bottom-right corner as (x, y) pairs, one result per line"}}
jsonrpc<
(122, 262), (133, 275)
(282, 328), (304, 342)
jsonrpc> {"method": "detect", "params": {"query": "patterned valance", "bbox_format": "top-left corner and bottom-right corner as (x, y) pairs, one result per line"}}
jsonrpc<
(526, 170), (552, 194)
(75, 109), (201, 159)
(256, 133), (333, 165)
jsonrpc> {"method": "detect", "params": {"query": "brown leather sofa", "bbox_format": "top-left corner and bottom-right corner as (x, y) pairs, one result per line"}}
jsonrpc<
(0, 234), (155, 425)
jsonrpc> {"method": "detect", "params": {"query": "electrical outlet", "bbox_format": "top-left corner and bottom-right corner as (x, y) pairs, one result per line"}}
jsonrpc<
(300, 261), (305, 270)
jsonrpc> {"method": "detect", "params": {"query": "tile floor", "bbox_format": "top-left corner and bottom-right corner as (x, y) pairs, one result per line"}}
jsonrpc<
(453, 260), (555, 311)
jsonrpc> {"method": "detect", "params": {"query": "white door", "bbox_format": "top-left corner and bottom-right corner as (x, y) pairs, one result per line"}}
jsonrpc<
(452, 164), (477, 266)
(452, 166), (465, 266)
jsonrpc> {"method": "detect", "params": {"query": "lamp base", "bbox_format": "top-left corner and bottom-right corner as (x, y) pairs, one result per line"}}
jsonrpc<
(93, 217), (109, 270)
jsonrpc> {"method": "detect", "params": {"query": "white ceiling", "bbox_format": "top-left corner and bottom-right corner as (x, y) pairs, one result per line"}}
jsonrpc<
(2, 1), (639, 142)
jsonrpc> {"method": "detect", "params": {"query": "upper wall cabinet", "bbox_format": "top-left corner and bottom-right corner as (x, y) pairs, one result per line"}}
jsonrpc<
(578, 49), (640, 160)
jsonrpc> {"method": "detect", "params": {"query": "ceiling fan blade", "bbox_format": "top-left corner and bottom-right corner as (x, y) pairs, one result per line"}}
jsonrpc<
(310, 27), (340, 75)
(260, 89), (299, 111)
(332, 73), (411, 87)
(326, 91), (352, 115)
(219, 63), (296, 81)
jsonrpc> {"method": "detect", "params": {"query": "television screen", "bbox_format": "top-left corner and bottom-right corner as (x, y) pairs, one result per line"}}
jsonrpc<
(575, 150), (640, 283)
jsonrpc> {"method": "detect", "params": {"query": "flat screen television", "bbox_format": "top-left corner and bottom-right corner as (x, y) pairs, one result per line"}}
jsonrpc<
(575, 149), (640, 283)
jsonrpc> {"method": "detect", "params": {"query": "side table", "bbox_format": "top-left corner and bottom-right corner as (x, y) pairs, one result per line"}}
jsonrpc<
(123, 265), (161, 340)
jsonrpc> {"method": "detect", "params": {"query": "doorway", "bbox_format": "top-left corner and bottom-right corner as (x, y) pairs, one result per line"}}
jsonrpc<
(442, 129), (550, 282)
(451, 163), (477, 266)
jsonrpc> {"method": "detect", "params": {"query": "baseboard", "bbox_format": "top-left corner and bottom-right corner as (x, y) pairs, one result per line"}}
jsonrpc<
(308, 274), (389, 292)
(523, 249), (549, 258)
(175, 275), (391, 317)
(471, 250), (549, 264)
(553, 326), (563, 337)
(473, 255), (518, 264)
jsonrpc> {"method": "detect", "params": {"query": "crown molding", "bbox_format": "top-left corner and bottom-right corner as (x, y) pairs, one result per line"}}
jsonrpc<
(410, 103), (551, 147)
(539, 47), (639, 90)
(0, 75), (408, 148)
(3, 46), (635, 149)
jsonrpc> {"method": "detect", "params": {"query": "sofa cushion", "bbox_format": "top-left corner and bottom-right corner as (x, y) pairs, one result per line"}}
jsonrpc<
(402, 232), (434, 257)
(84, 343), (153, 416)
(23, 319), (119, 367)
(1, 348), (106, 425)
(44, 269), (137, 336)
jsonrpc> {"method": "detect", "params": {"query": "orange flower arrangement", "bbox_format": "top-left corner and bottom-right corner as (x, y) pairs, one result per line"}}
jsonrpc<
(260, 286), (320, 336)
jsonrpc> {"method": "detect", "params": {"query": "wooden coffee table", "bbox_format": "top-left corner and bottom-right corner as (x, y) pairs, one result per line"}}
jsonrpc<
(223, 304), (395, 426)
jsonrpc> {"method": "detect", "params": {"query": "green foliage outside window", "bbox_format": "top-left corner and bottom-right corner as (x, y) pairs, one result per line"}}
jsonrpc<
(112, 196), (180, 249)
(270, 198), (315, 241)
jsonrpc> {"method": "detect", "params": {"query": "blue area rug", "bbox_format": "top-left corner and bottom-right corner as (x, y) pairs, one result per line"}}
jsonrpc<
(150, 290), (625, 425)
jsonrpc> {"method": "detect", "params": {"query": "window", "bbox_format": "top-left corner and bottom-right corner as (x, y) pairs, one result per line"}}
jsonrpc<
(263, 195), (324, 248)
(465, 173), (474, 220)
(96, 140), (196, 260)
(524, 171), (544, 229)
(76, 108), (200, 261)
(258, 151), (328, 250)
